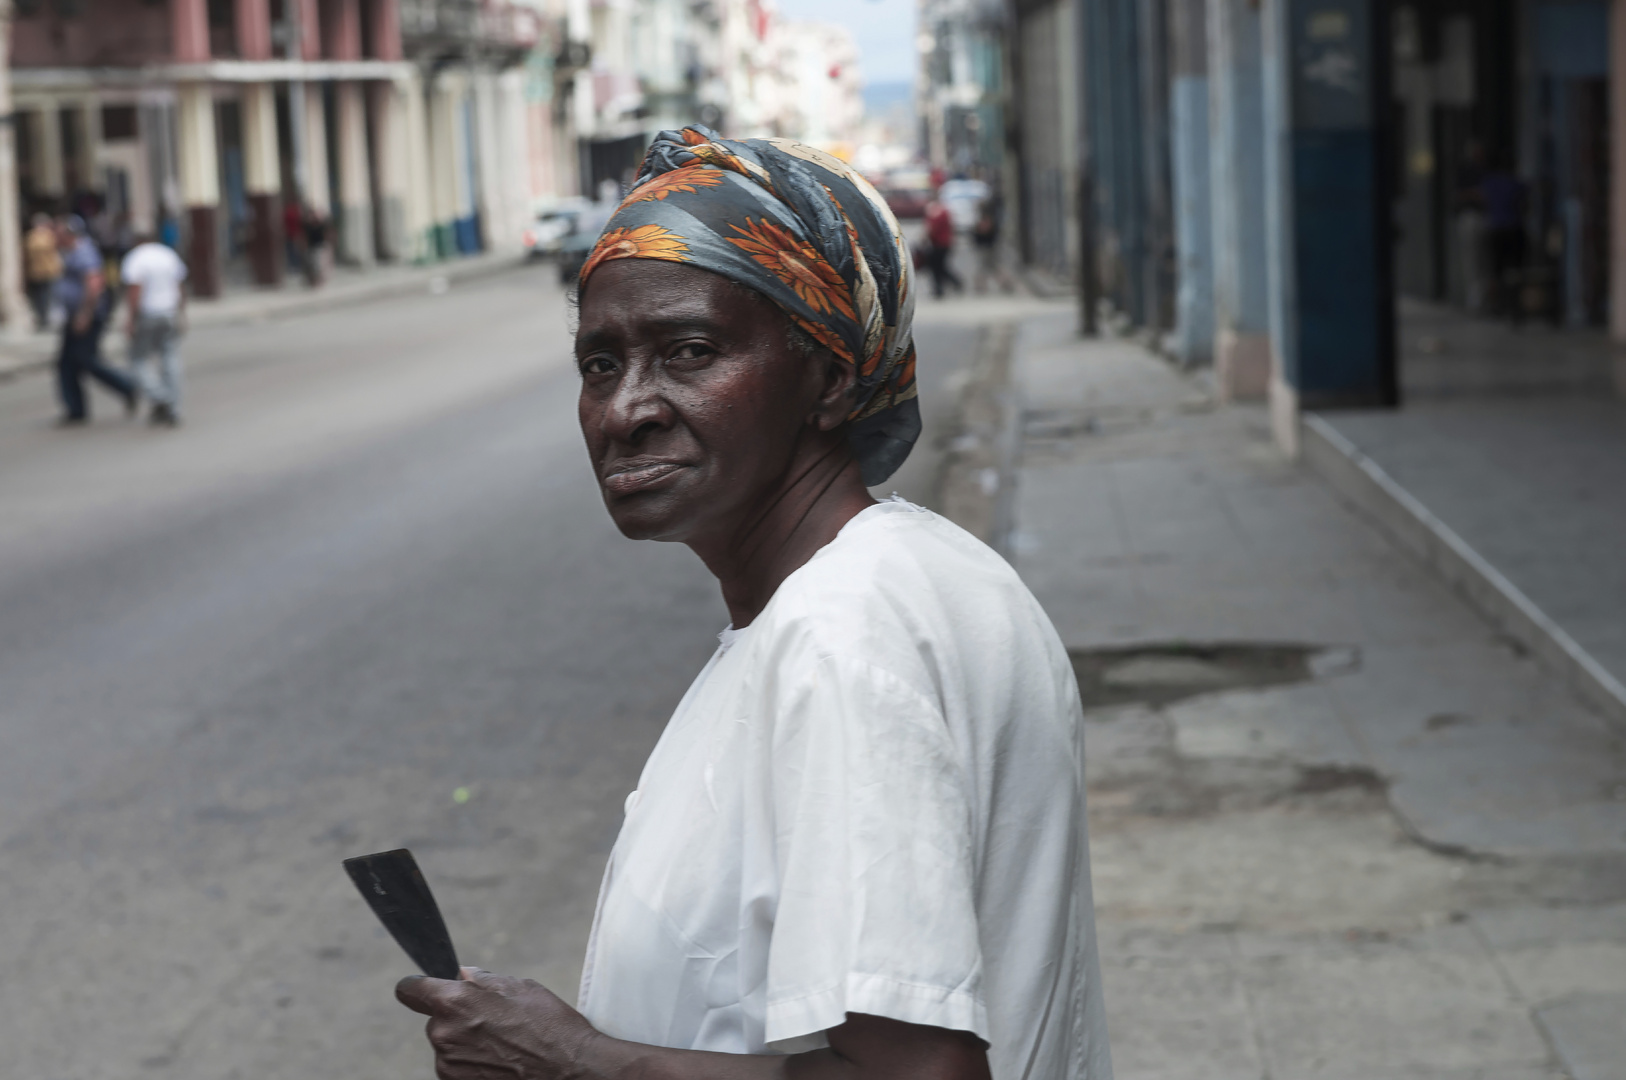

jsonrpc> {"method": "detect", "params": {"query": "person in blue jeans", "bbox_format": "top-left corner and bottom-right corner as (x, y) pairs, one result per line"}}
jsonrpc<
(53, 215), (137, 426)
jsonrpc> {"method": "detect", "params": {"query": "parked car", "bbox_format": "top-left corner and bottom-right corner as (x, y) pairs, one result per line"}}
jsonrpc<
(877, 167), (933, 220)
(523, 198), (590, 258)
(522, 198), (615, 283)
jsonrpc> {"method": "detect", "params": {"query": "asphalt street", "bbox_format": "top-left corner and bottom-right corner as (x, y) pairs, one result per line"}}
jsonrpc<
(0, 262), (990, 1079)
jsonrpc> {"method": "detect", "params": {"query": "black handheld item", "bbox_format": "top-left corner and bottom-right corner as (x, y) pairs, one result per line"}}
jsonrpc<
(343, 848), (461, 980)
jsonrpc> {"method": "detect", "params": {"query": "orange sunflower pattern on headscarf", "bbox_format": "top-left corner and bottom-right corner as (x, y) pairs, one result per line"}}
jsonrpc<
(579, 224), (689, 282)
(579, 126), (919, 486)
(726, 218), (857, 325)
(624, 164), (727, 205)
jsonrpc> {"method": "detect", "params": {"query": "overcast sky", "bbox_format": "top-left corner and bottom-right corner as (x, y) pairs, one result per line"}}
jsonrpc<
(777, 0), (916, 86)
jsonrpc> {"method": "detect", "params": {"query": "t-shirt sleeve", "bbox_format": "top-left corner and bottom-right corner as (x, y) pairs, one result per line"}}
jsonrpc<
(120, 250), (141, 285)
(763, 652), (987, 1049)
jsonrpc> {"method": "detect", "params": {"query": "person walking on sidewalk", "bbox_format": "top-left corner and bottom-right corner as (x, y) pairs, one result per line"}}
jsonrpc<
(971, 194), (1015, 295)
(52, 215), (137, 427)
(24, 213), (62, 332)
(302, 203), (330, 288)
(923, 188), (964, 299)
(121, 234), (189, 427)
(283, 197), (307, 276)
(394, 126), (1112, 1080)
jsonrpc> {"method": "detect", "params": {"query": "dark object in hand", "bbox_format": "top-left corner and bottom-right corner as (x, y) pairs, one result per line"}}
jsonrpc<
(343, 848), (461, 980)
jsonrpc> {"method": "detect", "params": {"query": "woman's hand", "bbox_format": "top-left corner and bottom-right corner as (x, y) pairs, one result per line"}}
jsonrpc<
(397, 969), (990, 1080)
(396, 967), (604, 1080)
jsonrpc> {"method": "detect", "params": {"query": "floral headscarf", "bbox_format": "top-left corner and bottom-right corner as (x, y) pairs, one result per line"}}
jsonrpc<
(581, 126), (919, 487)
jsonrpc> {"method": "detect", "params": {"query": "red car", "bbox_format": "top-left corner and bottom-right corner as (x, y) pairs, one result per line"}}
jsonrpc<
(877, 168), (933, 219)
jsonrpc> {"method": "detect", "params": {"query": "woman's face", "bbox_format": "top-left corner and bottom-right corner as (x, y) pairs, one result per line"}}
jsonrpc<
(576, 259), (840, 544)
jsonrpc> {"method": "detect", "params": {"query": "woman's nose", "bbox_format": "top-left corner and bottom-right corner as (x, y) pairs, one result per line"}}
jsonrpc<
(600, 368), (673, 446)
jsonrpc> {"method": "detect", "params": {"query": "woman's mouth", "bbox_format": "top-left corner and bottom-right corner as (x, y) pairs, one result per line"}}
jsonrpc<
(602, 460), (687, 496)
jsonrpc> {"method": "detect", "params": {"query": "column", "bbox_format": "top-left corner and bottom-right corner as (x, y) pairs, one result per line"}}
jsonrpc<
(325, 0), (363, 60)
(1088, 0), (1148, 322)
(368, 0), (403, 60)
(1262, 0), (1395, 455)
(176, 84), (222, 298)
(75, 96), (103, 198)
(1169, 0), (1213, 366)
(497, 70), (533, 252)
(171, 0), (210, 62)
(470, 69), (505, 252)
(1611, 0), (1626, 351)
(0, 14), (26, 326)
(242, 82), (283, 284)
(334, 81), (373, 264)
(426, 73), (464, 258)
(1206, 0), (1272, 400)
(370, 79), (410, 260)
(302, 86), (331, 215)
(30, 103), (65, 204)
(293, 0), (322, 61)
(402, 70), (436, 261)
(235, 0), (273, 60)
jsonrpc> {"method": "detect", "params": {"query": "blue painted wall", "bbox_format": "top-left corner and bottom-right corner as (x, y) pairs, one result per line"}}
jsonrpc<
(1171, 74), (1214, 364)
(1209, 0), (1271, 337)
(1264, 0), (1395, 405)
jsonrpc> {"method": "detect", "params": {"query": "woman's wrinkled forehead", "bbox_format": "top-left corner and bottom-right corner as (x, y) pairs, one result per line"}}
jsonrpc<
(574, 259), (797, 350)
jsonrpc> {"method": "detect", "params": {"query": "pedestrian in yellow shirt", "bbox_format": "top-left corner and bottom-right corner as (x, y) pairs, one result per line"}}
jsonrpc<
(23, 213), (61, 332)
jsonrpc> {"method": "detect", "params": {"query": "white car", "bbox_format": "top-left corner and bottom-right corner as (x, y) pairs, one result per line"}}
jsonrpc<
(523, 199), (595, 259)
(937, 178), (990, 231)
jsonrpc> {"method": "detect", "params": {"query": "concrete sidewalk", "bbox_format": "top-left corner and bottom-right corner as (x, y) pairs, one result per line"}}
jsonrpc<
(1308, 400), (1626, 729)
(1297, 302), (1626, 732)
(0, 250), (528, 383)
(1001, 309), (1626, 1080)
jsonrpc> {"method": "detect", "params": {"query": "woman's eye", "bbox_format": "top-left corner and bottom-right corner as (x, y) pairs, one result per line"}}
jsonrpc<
(669, 342), (715, 365)
(580, 356), (617, 376)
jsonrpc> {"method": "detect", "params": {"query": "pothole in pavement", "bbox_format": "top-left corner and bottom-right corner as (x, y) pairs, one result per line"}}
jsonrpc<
(1069, 641), (1360, 711)
(1074, 642), (1385, 820)
(1077, 644), (1626, 926)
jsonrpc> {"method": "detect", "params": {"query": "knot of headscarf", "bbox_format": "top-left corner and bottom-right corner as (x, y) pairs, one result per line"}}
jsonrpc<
(580, 126), (920, 487)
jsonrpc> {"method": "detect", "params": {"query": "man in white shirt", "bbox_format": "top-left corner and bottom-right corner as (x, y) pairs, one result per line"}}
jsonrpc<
(120, 235), (189, 427)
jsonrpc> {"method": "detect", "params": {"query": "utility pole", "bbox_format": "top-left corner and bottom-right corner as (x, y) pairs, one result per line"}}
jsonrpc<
(0, 0), (24, 329)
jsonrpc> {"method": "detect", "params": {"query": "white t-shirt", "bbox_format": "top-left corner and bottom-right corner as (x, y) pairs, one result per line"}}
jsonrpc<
(578, 499), (1112, 1080)
(120, 242), (188, 317)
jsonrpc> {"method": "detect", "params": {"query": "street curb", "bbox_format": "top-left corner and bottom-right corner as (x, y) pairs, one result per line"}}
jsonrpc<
(1301, 412), (1626, 733)
(182, 252), (528, 330)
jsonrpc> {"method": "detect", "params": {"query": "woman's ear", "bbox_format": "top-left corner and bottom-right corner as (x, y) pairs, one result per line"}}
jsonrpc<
(809, 353), (857, 432)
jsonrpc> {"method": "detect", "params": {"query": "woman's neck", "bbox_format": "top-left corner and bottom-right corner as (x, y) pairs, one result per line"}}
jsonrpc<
(690, 442), (876, 629)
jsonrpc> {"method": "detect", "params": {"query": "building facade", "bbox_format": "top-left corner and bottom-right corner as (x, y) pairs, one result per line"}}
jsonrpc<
(7, 0), (573, 298)
(996, 0), (1625, 441)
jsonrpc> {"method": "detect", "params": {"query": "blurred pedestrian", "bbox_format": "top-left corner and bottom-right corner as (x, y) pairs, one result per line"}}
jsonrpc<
(158, 214), (182, 252)
(52, 214), (138, 426)
(1478, 151), (1527, 325)
(972, 194), (1015, 295)
(923, 188), (963, 299)
(283, 196), (306, 275)
(302, 203), (329, 288)
(394, 125), (1110, 1080)
(121, 233), (189, 427)
(23, 212), (62, 332)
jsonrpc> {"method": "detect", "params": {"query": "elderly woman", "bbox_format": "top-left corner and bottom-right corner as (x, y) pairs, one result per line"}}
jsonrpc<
(396, 128), (1112, 1080)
